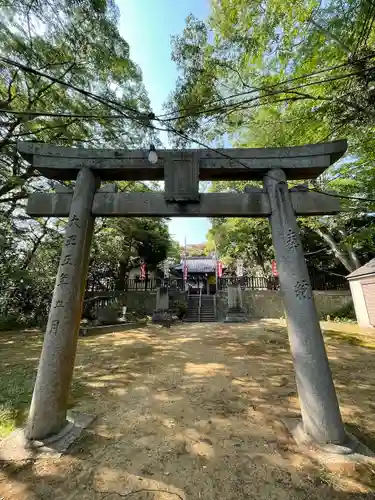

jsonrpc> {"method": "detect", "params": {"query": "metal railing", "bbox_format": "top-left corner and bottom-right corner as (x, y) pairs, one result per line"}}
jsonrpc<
(217, 276), (277, 290)
(86, 277), (186, 293)
(217, 273), (348, 291)
(87, 272), (348, 294)
(198, 286), (202, 323)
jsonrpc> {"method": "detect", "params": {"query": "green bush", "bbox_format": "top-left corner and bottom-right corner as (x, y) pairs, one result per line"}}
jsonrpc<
(174, 300), (187, 319)
(332, 302), (357, 323)
(0, 314), (25, 332)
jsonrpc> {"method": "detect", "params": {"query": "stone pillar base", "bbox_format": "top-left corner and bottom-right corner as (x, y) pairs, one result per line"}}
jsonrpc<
(152, 310), (172, 324)
(224, 307), (247, 323)
(0, 411), (95, 460)
(282, 417), (374, 464)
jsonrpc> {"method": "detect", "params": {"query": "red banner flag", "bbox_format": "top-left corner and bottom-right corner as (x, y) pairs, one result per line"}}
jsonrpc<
(183, 264), (188, 281)
(271, 259), (278, 277)
(217, 261), (223, 278)
(140, 261), (146, 280)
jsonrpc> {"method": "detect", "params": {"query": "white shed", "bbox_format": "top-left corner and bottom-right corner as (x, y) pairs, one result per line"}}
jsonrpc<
(347, 258), (375, 328)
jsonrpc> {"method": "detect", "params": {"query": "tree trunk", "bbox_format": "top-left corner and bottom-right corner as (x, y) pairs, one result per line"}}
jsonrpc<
(315, 228), (357, 272)
(338, 230), (361, 270)
(118, 261), (127, 290)
(21, 222), (49, 271)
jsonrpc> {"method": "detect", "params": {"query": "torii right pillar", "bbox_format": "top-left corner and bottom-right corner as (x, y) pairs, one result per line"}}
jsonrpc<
(264, 169), (346, 445)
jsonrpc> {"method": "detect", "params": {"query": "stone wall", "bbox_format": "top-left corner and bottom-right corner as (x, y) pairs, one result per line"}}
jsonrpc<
(103, 289), (351, 320)
(216, 290), (352, 321)
(122, 290), (188, 316)
(122, 291), (156, 315)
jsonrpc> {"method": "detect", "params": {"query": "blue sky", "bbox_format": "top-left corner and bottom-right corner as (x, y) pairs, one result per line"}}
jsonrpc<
(119, 0), (211, 245)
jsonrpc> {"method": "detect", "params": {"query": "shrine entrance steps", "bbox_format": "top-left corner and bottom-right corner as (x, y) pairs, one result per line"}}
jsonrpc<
(184, 295), (216, 323)
(184, 296), (199, 322)
(200, 296), (216, 322)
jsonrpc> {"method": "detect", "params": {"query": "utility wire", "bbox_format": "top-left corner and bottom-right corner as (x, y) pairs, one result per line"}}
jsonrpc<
(2, 55), (375, 206)
(3, 64), (375, 127)
(0, 109), (126, 119)
(3, 55), (375, 128)
(353, 0), (375, 56)
(342, 1), (375, 121)
(0, 56), (150, 121)
(311, 188), (375, 203)
(157, 54), (375, 120)
(159, 65), (375, 122)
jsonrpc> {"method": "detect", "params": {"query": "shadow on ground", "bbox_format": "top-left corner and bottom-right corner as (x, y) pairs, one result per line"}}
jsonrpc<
(1, 321), (375, 499)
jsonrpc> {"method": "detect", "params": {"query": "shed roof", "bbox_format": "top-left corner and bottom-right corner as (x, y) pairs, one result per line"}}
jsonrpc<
(347, 258), (375, 280)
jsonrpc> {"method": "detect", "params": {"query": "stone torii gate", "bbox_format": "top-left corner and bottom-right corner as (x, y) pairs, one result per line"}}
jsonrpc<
(18, 139), (349, 449)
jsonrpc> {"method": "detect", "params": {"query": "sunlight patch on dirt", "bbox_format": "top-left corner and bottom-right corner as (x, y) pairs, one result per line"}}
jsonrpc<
(1, 321), (375, 499)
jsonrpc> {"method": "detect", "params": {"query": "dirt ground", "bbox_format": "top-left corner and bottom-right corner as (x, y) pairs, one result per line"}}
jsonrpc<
(1, 320), (375, 499)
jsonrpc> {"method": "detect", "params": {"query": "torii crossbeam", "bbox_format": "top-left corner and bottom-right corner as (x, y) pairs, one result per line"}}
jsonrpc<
(18, 139), (350, 451)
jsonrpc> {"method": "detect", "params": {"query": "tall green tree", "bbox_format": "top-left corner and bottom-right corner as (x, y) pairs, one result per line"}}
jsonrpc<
(0, 0), (169, 328)
(0, 0), (153, 209)
(89, 214), (174, 291)
(167, 0), (375, 272)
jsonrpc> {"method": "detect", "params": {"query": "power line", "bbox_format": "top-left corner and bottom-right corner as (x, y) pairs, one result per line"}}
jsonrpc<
(0, 59), (264, 178)
(2, 55), (375, 205)
(0, 109), (126, 119)
(3, 54), (375, 136)
(159, 65), (375, 123)
(0, 56), (151, 121)
(157, 54), (375, 120)
(353, 0), (375, 56)
(311, 188), (375, 203)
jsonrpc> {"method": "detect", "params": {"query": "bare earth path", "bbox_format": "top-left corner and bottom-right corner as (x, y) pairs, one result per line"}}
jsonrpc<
(1, 321), (375, 499)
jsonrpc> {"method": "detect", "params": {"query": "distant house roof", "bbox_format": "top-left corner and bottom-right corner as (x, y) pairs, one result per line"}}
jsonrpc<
(173, 256), (217, 273)
(347, 258), (375, 280)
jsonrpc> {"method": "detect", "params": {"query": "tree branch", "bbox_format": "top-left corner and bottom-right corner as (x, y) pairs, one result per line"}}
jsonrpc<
(310, 20), (351, 53)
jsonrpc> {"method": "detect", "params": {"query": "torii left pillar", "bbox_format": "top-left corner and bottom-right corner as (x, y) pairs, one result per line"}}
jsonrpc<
(26, 168), (98, 441)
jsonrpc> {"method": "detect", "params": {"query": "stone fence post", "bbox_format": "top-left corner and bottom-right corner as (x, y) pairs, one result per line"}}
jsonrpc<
(152, 286), (170, 323)
(225, 283), (246, 322)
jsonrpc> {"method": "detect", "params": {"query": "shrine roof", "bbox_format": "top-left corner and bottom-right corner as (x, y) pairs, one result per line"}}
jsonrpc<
(174, 257), (217, 273)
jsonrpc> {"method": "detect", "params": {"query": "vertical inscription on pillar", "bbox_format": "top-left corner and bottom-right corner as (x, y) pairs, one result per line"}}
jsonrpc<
(50, 214), (81, 324)
(57, 272), (69, 286)
(49, 319), (60, 335)
(285, 228), (300, 250)
(61, 254), (73, 266)
(68, 214), (80, 228)
(58, 216), (80, 289)
(66, 235), (77, 246)
(294, 280), (312, 300)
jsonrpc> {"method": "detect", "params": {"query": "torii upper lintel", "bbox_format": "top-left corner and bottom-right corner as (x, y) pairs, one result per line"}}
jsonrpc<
(17, 139), (347, 181)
